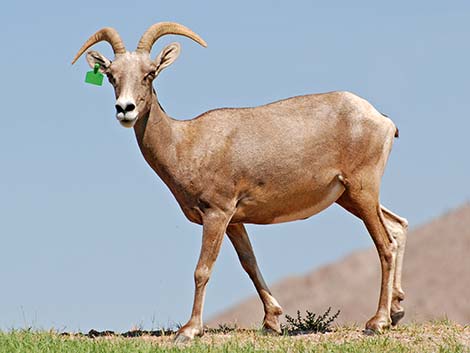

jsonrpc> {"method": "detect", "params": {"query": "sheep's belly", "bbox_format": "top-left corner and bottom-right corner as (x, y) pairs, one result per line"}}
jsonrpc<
(270, 181), (345, 224)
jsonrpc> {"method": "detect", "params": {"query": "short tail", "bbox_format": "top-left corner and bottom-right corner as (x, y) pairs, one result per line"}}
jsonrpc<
(381, 112), (399, 138)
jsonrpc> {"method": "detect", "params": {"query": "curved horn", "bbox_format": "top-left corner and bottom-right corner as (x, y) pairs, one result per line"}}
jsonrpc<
(72, 27), (126, 65)
(136, 22), (207, 53)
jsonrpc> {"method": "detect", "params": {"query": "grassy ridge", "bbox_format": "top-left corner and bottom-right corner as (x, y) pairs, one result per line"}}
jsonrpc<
(0, 321), (468, 353)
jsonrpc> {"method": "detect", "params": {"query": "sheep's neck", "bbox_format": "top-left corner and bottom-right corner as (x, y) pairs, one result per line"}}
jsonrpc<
(133, 94), (179, 188)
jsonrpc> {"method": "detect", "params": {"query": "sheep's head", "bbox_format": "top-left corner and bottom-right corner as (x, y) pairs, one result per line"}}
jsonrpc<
(72, 23), (207, 128)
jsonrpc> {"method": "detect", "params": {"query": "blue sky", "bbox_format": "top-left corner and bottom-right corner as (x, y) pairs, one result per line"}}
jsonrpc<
(0, 0), (469, 331)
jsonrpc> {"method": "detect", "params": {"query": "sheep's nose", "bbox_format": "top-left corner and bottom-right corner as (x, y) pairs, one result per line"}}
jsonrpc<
(115, 101), (135, 114)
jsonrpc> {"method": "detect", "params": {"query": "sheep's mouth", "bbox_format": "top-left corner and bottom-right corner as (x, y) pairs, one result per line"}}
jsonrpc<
(116, 112), (138, 128)
(119, 119), (137, 128)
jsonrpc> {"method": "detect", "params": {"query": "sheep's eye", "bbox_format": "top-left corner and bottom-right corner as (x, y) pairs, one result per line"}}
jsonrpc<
(144, 71), (155, 81)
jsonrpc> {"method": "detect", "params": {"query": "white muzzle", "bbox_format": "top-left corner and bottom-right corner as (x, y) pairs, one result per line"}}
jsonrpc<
(115, 98), (138, 128)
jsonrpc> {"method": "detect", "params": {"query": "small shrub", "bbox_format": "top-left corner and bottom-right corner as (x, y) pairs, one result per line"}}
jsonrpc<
(205, 323), (239, 334)
(282, 307), (340, 335)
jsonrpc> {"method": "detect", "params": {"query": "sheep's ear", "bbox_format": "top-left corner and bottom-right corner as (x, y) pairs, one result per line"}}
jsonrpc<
(154, 42), (181, 75)
(86, 50), (111, 73)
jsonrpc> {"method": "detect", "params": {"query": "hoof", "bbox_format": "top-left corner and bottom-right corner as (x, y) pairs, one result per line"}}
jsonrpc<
(262, 326), (281, 335)
(263, 319), (281, 335)
(365, 315), (390, 335)
(391, 310), (405, 326)
(174, 333), (192, 344)
(363, 328), (379, 336)
(174, 324), (203, 344)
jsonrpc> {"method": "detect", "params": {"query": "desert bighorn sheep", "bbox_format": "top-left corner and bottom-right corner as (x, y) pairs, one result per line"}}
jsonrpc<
(72, 22), (408, 342)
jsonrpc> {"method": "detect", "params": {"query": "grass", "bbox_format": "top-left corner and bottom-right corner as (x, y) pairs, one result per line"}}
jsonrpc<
(0, 320), (468, 353)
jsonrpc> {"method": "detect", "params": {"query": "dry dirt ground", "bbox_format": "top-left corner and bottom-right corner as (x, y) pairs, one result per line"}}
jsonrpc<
(50, 321), (469, 352)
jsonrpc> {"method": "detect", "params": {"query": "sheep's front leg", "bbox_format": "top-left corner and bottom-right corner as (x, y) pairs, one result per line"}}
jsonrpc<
(175, 210), (232, 343)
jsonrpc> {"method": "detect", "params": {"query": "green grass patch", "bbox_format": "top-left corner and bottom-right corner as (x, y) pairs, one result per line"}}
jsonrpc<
(0, 321), (468, 353)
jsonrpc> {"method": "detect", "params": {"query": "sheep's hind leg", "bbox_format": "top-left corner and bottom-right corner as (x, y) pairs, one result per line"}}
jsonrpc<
(337, 193), (397, 334)
(381, 205), (408, 326)
(226, 223), (283, 333)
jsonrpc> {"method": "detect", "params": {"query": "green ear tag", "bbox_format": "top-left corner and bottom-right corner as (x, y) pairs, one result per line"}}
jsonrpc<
(85, 64), (104, 86)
